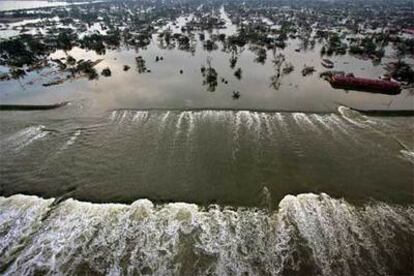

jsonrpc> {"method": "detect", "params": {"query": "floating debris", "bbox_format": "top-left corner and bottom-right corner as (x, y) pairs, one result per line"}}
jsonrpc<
(302, 66), (315, 76)
(321, 59), (334, 69)
(101, 68), (111, 77)
(283, 63), (294, 74)
(42, 79), (65, 87)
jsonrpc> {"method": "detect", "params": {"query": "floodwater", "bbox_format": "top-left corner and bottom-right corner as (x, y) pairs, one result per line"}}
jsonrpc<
(0, 9), (413, 276)
(0, 1), (71, 11)
(0, 107), (413, 206)
(0, 0), (100, 11)
(1, 13), (413, 113)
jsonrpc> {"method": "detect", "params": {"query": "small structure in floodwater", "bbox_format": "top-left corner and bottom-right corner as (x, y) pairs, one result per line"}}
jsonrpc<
(321, 59), (334, 69)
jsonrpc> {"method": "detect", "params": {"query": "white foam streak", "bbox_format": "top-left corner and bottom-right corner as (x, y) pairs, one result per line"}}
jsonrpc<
(260, 113), (274, 136)
(338, 106), (368, 128)
(157, 111), (171, 134)
(186, 112), (195, 138)
(175, 112), (186, 137)
(132, 111), (148, 123)
(61, 130), (81, 151)
(252, 112), (262, 137)
(328, 114), (352, 136)
(312, 114), (351, 138)
(109, 111), (117, 121)
(311, 114), (332, 131)
(274, 113), (287, 128)
(202, 110), (228, 122)
(233, 112), (242, 136)
(232, 112), (242, 159)
(3, 126), (48, 152)
(400, 150), (414, 163)
(17, 132), (48, 151)
(118, 111), (128, 124)
(238, 111), (254, 130)
(293, 113), (320, 133)
(160, 111), (170, 125)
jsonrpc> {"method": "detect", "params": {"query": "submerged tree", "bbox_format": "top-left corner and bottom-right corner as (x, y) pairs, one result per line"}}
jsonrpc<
(74, 60), (99, 80)
(10, 68), (26, 89)
(202, 57), (218, 92)
(135, 56), (147, 73)
(203, 39), (218, 52)
(234, 67), (242, 80)
(79, 34), (106, 55)
(270, 54), (285, 90)
(56, 30), (76, 51)
(388, 61), (414, 84)
(101, 67), (111, 77)
(396, 38), (414, 62)
(66, 55), (76, 66)
(229, 44), (238, 69)
(0, 36), (40, 67)
(229, 56), (238, 69)
(254, 47), (267, 64)
(302, 65), (316, 77)
(320, 46), (327, 56)
(283, 63), (294, 75)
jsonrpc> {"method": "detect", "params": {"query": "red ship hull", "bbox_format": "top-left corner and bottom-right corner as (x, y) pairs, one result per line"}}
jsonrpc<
(329, 76), (401, 95)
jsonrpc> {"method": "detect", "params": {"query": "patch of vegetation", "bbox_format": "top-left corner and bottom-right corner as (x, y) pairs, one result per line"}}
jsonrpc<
(234, 68), (242, 80)
(202, 57), (218, 92)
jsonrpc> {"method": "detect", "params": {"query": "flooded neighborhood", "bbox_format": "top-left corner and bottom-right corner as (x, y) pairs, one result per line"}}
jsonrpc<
(0, 0), (413, 275)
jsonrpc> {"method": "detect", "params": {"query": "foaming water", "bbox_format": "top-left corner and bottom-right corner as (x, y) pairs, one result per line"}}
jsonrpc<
(400, 150), (414, 163)
(132, 111), (149, 123)
(0, 193), (412, 275)
(60, 130), (81, 151)
(175, 111), (187, 138)
(338, 106), (371, 129)
(0, 195), (54, 268)
(1, 125), (48, 152)
(293, 112), (321, 133)
(310, 114), (333, 131)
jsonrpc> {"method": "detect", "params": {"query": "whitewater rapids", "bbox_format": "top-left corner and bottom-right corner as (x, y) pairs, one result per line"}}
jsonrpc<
(0, 193), (413, 275)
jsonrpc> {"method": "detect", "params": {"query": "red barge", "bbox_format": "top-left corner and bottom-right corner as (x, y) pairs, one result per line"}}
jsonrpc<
(329, 75), (401, 95)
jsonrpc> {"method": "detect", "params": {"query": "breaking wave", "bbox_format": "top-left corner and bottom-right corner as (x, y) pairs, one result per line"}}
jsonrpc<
(337, 106), (369, 128)
(400, 150), (414, 164)
(0, 193), (412, 275)
(1, 125), (48, 152)
(2, 109), (411, 167)
(60, 130), (81, 151)
(105, 110), (359, 141)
